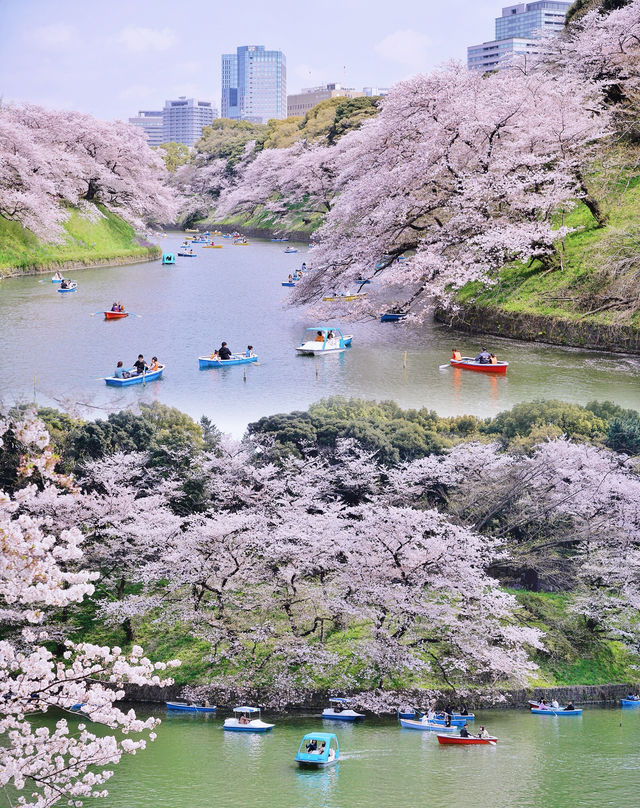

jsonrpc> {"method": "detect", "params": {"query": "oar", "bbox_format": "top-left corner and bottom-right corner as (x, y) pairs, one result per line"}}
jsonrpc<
(439, 363), (450, 369)
(90, 311), (104, 317)
(127, 312), (142, 318)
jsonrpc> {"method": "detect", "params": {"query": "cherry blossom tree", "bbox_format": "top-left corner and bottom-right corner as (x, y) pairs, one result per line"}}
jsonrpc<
(0, 104), (177, 241)
(0, 411), (178, 808)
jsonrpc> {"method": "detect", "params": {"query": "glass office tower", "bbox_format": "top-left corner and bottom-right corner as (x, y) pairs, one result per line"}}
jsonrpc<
(467, 2), (570, 72)
(221, 45), (286, 123)
(162, 98), (216, 146)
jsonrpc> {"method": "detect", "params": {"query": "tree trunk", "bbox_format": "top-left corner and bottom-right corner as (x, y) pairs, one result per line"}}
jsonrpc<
(576, 171), (607, 227)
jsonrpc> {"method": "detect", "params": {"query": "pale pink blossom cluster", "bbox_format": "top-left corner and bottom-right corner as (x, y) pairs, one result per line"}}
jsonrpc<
(0, 104), (178, 241)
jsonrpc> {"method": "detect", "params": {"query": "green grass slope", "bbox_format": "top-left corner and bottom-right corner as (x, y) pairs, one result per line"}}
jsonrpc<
(456, 172), (640, 328)
(0, 205), (160, 276)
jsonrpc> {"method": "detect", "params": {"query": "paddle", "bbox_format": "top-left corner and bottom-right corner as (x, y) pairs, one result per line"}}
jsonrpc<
(439, 363), (450, 370)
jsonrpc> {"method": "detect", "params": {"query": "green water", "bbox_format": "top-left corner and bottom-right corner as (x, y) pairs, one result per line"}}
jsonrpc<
(59, 708), (639, 808)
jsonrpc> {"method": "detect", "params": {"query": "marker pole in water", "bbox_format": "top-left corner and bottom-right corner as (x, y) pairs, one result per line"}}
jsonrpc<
(403, 351), (407, 369)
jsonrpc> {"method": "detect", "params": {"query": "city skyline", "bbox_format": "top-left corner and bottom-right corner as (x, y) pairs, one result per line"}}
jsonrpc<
(0, 0), (503, 121)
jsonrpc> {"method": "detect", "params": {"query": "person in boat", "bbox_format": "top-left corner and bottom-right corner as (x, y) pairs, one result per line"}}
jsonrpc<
(238, 715), (250, 725)
(490, 353), (498, 364)
(538, 699), (550, 709)
(114, 361), (125, 379)
(315, 330), (325, 342)
(209, 350), (220, 360)
(320, 742), (326, 754)
(565, 701), (576, 711)
(459, 706), (469, 716)
(148, 356), (159, 372)
(459, 723), (470, 738)
(327, 330), (334, 340)
(111, 302), (119, 312)
(218, 342), (232, 361)
(117, 302), (124, 312)
(60, 279), (70, 289)
(452, 349), (462, 361)
(551, 699), (560, 709)
(245, 346), (254, 357)
(288, 274), (293, 282)
(306, 739), (318, 753)
(444, 712), (452, 727)
(133, 355), (148, 375)
(53, 270), (63, 280)
(189, 248), (194, 255)
(475, 347), (491, 364)
(301, 262), (307, 271)
(477, 726), (490, 739)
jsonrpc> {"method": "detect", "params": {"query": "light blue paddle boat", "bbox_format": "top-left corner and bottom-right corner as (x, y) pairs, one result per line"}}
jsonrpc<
(223, 706), (274, 732)
(322, 697), (364, 722)
(296, 327), (353, 355)
(104, 365), (164, 386)
(166, 701), (217, 714)
(198, 353), (258, 369)
(295, 733), (339, 767)
(161, 253), (175, 265)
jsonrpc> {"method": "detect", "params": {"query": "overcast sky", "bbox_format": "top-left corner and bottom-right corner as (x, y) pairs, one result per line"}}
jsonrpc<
(0, 0), (499, 120)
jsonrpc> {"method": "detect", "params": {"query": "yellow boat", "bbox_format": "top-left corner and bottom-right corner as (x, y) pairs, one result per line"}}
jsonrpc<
(185, 228), (199, 233)
(322, 293), (368, 302)
(202, 245), (223, 248)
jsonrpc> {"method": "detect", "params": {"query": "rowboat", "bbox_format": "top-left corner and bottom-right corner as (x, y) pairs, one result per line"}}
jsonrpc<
(166, 701), (217, 713)
(427, 716), (468, 727)
(198, 354), (258, 368)
(177, 252), (197, 257)
(223, 706), (274, 732)
(530, 707), (582, 716)
(397, 708), (416, 719)
(271, 237), (289, 242)
(381, 312), (407, 322)
(322, 697), (364, 721)
(437, 734), (497, 745)
(400, 719), (456, 732)
(202, 245), (223, 248)
(282, 281), (296, 287)
(284, 247), (298, 253)
(104, 311), (128, 320)
(621, 698), (640, 707)
(355, 279), (371, 284)
(296, 327), (353, 355)
(104, 365), (164, 386)
(450, 357), (508, 374)
(295, 733), (339, 767)
(57, 282), (77, 293)
(322, 293), (367, 302)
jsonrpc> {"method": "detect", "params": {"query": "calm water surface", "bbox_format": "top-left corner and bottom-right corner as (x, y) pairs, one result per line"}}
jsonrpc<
(49, 707), (639, 808)
(1, 234), (638, 434)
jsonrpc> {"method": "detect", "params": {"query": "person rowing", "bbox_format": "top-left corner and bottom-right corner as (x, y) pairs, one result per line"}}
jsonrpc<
(475, 347), (491, 364)
(218, 342), (232, 361)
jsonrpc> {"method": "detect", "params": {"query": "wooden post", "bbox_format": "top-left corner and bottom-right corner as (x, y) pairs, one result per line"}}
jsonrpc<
(403, 351), (407, 369)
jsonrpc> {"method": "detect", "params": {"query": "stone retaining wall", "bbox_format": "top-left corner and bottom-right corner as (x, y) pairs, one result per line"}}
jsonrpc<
(1, 247), (161, 279)
(435, 304), (640, 355)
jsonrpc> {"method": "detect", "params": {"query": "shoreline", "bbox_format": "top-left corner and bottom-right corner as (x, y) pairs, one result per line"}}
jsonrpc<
(435, 303), (640, 356)
(121, 681), (637, 711)
(0, 246), (161, 280)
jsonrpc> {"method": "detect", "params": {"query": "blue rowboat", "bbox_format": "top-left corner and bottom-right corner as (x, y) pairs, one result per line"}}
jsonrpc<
(223, 706), (274, 732)
(531, 707), (582, 716)
(284, 248), (298, 253)
(166, 701), (217, 713)
(428, 716), (467, 727)
(177, 252), (197, 257)
(295, 733), (339, 767)
(621, 698), (640, 707)
(400, 719), (456, 732)
(397, 708), (416, 719)
(381, 312), (407, 322)
(451, 713), (475, 721)
(104, 365), (164, 386)
(198, 354), (258, 369)
(282, 281), (296, 287)
(355, 279), (371, 284)
(57, 282), (77, 293)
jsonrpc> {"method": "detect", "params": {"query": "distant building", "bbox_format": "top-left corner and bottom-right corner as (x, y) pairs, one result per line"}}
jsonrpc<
(362, 87), (390, 97)
(467, 2), (571, 72)
(128, 110), (164, 147)
(221, 45), (286, 123)
(287, 84), (364, 117)
(161, 97), (217, 146)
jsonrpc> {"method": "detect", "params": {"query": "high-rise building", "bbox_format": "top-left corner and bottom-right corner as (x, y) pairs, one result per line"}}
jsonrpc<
(467, 2), (571, 72)
(162, 97), (217, 146)
(287, 84), (364, 118)
(221, 45), (286, 123)
(128, 110), (164, 147)
(362, 87), (390, 97)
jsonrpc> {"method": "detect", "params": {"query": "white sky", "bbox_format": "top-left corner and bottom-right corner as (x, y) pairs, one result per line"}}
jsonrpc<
(0, 0), (499, 119)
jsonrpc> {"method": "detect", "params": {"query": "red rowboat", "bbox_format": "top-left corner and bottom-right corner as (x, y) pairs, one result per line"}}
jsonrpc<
(436, 734), (498, 745)
(104, 311), (129, 320)
(450, 357), (508, 374)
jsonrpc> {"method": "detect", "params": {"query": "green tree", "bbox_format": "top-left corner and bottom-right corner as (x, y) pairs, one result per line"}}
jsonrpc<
(156, 141), (191, 172)
(195, 119), (268, 165)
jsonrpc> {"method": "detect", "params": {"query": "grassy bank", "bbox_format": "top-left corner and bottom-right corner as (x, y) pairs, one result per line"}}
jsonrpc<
(453, 174), (640, 335)
(0, 204), (161, 277)
(199, 201), (322, 236)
